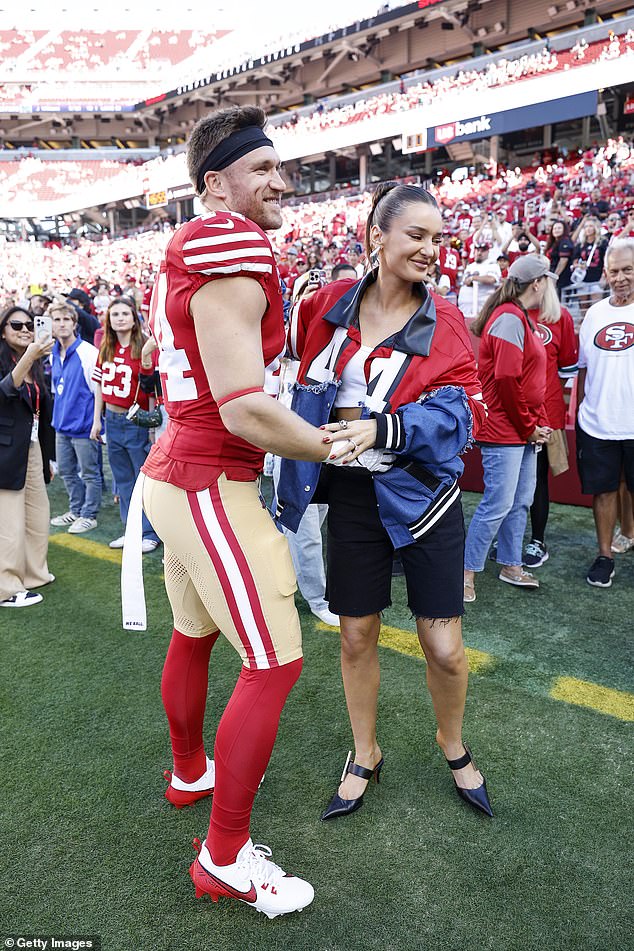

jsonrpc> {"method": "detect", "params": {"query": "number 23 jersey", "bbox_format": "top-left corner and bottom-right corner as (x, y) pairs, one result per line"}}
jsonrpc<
(143, 210), (285, 489)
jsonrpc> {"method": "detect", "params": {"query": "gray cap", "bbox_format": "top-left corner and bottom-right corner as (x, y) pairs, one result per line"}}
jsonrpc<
(508, 254), (558, 283)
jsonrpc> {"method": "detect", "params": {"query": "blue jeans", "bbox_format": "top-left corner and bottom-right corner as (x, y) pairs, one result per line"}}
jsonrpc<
(272, 454), (330, 613)
(464, 444), (538, 571)
(105, 409), (158, 542)
(56, 433), (102, 520)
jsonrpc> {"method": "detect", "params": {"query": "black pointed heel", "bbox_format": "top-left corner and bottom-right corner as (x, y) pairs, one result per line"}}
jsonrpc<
(320, 751), (384, 821)
(446, 745), (493, 818)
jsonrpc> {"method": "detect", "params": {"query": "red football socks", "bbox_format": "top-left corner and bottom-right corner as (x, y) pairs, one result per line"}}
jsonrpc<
(161, 628), (219, 783)
(207, 657), (303, 866)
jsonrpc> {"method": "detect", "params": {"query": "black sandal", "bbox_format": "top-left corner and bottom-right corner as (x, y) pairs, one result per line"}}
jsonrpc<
(320, 751), (384, 821)
(446, 745), (493, 817)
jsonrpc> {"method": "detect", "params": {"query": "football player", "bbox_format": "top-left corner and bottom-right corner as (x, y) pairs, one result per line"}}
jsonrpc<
(140, 106), (352, 919)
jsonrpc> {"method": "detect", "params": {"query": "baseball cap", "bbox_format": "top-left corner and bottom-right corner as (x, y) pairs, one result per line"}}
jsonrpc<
(508, 255), (558, 283)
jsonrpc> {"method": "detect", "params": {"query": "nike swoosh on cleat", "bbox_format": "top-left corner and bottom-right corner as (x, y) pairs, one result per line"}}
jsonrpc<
(197, 864), (257, 903)
(205, 220), (235, 229)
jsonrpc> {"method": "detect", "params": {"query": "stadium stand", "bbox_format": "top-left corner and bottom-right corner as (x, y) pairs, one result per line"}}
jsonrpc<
(270, 30), (634, 144)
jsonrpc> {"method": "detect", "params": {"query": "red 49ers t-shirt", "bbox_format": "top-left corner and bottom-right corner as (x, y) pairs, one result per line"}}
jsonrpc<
(142, 210), (285, 490)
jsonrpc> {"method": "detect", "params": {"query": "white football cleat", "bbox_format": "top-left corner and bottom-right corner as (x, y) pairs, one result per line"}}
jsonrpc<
(190, 837), (314, 919)
(164, 756), (215, 808)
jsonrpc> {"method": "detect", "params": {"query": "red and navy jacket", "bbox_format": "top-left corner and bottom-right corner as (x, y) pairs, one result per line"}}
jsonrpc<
(276, 273), (487, 548)
(476, 301), (548, 444)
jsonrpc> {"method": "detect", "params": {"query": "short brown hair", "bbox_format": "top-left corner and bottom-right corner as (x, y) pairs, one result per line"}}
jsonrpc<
(48, 302), (78, 323)
(187, 105), (267, 196)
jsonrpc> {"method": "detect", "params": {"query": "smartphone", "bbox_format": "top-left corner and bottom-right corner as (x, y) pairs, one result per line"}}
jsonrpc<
(34, 315), (52, 342)
(308, 268), (323, 285)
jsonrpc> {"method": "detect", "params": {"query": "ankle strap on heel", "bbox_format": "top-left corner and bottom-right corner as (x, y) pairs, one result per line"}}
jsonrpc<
(446, 747), (472, 771)
(346, 761), (376, 781)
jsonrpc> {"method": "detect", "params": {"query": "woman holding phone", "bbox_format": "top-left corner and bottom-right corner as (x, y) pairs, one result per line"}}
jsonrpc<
(0, 306), (55, 607)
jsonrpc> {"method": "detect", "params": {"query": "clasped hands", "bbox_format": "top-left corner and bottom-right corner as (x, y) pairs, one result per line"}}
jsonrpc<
(320, 418), (395, 472)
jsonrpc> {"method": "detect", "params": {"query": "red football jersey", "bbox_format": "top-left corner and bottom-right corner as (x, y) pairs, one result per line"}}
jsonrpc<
(142, 210), (285, 490)
(439, 246), (460, 292)
(93, 344), (155, 411)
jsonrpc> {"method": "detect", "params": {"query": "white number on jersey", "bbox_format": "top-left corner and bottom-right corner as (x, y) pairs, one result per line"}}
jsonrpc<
(101, 362), (133, 399)
(150, 270), (199, 402)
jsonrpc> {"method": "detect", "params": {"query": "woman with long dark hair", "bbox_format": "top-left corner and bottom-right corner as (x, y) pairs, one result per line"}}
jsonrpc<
(277, 182), (493, 819)
(463, 257), (554, 602)
(90, 297), (159, 552)
(0, 306), (55, 607)
(546, 220), (574, 295)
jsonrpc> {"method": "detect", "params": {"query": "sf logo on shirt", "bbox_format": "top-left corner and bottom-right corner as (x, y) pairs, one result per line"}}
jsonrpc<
(594, 323), (634, 351)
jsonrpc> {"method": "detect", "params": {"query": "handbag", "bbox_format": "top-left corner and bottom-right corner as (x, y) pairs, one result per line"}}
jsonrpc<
(126, 377), (163, 429)
(546, 428), (569, 476)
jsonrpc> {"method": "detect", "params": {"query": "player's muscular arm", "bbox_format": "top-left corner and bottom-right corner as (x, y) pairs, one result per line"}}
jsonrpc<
(191, 277), (333, 462)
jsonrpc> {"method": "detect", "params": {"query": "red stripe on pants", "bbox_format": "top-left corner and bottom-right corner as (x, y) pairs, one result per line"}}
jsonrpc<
(208, 481), (279, 668)
(187, 489), (258, 668)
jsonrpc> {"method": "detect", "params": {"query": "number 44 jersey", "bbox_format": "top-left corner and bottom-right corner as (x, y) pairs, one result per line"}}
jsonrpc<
(142, 210), (286, 491)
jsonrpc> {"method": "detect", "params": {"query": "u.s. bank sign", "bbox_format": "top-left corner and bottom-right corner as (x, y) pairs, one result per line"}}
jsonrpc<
(405, 90), (598, 151)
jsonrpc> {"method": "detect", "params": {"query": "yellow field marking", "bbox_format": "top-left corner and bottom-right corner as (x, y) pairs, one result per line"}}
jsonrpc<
(316, 621), (494, 674)
(49, 533), (122, 565)
(551, 676), (634, 722)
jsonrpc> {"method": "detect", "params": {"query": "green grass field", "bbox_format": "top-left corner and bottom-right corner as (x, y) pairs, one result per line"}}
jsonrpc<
(1, 475), (632, 951)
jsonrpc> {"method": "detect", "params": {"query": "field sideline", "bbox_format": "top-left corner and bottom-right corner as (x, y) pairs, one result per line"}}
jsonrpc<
(1, 476), (632, 951)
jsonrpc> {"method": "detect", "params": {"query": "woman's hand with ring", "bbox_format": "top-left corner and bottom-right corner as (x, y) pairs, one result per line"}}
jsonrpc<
(321, 419), (378, 462)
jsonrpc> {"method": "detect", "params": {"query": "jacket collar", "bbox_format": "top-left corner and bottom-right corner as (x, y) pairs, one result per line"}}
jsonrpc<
(322, 269), (437, 357)
(54, 336), (80, 361)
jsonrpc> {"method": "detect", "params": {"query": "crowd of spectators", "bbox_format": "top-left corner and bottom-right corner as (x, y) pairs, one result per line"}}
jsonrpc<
(2, 135), (633, 610)
(269, 30), (634, 144)
(2, 139), (634, 325)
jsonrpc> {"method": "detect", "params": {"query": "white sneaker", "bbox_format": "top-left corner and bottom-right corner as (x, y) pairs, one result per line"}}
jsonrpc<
(51, 511), (79, 527)
(109, 536), (126, 549)
(68, 517), (98, 534)
(311, 606), (340, 627)
(0, 590), (43, 608)
(142, 538), (160, 554)
(190, 837), (314, 919)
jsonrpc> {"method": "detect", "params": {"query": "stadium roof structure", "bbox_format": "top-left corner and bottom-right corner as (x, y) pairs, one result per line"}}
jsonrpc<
(2, 13), (633, 220)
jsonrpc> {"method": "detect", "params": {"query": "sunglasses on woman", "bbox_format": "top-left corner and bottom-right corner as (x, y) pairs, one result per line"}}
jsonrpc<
(9, 319), (35, 332)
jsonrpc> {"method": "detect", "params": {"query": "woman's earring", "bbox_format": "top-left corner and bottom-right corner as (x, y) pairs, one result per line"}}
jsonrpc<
(370, 246), (381, 267)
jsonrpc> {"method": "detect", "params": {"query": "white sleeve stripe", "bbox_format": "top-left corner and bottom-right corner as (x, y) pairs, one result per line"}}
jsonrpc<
(394, 413), (403, 448)
(197, 263), (273, 276)
(385, 413), (393, 447)
(470, 392), (484, 400)
(184, 246), (273, 265)
(183, 232), (267, 250)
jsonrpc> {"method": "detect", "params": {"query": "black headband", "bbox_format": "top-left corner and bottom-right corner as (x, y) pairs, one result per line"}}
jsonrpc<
(195, 126), (274, 194)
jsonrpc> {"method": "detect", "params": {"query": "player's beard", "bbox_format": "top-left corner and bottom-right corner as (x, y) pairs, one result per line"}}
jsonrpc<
(226, 178), (282, 231)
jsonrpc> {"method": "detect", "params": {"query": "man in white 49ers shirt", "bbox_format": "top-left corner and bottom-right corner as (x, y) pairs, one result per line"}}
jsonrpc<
(136, 107), (357, 919)
(576, 239), (634, 587)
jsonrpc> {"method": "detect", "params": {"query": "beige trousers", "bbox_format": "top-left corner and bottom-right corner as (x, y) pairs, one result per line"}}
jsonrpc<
(143, 474), (302, 670)
(0, 441), (51, 601)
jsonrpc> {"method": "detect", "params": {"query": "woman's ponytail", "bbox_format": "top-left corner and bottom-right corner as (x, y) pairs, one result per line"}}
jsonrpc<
(364, 181), (401, 260)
